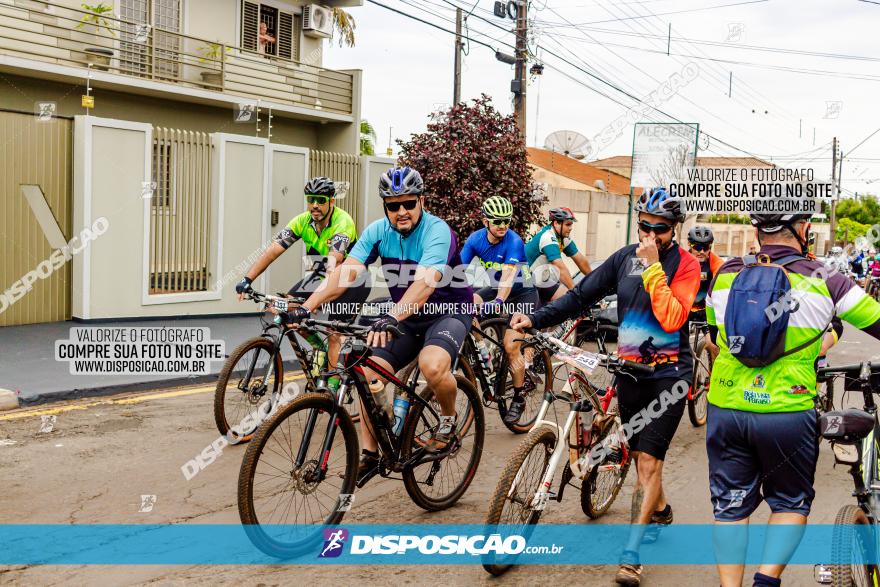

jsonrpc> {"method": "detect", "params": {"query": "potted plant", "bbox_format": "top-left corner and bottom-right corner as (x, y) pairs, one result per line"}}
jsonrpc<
(76, 2), (117, 70)
(197, 43), (229, 87)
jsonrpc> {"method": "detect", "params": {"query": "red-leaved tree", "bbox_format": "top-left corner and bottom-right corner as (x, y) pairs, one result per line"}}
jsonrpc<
(397, 95), (546, 247)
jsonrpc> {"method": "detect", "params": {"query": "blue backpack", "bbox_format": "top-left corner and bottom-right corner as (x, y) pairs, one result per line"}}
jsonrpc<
(721, 254), (827, 368)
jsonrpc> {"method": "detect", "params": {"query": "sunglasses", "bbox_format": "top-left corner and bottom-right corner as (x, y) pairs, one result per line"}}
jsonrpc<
(306, 195), (330, 205)
(488, 218), (511, 227)
(384, 199), (419, 213)
(689, 242), (711, 252)
(638, 220), (674, 235)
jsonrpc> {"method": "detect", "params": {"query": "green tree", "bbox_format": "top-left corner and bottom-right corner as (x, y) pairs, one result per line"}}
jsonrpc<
(360, 119), (377, 156)
(331, 8), (356, 47)
(836, 194), (880, 226)
(397, 95), (547, 246)
(837, 217), (872, 242)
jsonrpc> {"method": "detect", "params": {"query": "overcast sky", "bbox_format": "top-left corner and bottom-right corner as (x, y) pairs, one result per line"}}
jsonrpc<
(323, 0), (880, 198)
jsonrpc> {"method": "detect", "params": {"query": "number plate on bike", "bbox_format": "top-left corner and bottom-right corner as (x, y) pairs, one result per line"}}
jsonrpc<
(272, 299), (288, 313)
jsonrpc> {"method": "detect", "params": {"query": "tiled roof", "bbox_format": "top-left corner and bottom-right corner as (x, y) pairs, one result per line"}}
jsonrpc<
(527, 148), (632, 195)
(589, 155), (774, 169)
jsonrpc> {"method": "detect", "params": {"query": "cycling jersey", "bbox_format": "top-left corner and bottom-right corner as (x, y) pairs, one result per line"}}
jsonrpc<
(530, 242), (701, 381)
(348, 212), (473, 322)
(275, 208), (357, 268)
(707, 244), (880, 413)
(692, 251), (724, 312)
(871, 260), (880, 277)
(460, 227), (532, 293)
(524, 224), (579, 269)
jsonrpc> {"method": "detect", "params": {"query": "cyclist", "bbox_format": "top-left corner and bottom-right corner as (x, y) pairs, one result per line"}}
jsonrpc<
(235, 177), (369, 386)
(850, 248), (866, 286)
(289, 166), (474, 475)
(868, 254), (880, 298)
(825, 245), (849, 275)
(705, 210), (880, 587)
(460, 196), (540, 425)
(524, 207), (592, 304)
(512, 187), (700, 587)
(688, 226), (724, 361)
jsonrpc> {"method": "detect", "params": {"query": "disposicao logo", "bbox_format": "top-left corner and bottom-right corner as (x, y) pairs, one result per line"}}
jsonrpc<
(319, 528), (349, 558)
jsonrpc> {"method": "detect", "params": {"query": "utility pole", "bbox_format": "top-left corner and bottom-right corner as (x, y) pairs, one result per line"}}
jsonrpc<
(830, 137), (838, 244)
(453, 7), (462, 105)
(513, 0), (528, 140)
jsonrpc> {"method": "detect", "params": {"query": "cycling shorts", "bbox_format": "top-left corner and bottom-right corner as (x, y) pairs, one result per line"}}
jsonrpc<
(288, 274), (370, 322)
(707, 405), (819, 521)
(370, 313), (473, 373)
(536, 282), (561, 306)
(615, 376), (686, 461)
(474, 286), (540, 322)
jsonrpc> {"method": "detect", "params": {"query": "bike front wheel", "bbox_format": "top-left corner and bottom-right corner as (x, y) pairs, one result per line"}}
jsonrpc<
(483, 425), (557, 576)
(831, 504), (878, 587)
(400, 375), (485, 511)
(581, 410), (631, 519)
(238, 392), (359, 558)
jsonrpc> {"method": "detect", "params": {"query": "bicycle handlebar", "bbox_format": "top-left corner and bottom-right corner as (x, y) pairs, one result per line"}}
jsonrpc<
(301, 318), (404, 339)
(619, 359), (655, 375)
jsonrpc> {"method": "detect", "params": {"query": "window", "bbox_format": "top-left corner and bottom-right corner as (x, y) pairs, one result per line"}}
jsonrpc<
(241, 0), (300, 61)
(119, 0), (181, 79)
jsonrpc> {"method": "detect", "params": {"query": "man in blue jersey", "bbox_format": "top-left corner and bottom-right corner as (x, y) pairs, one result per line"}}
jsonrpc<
(525, 207), (593, 304)
(460, 196), (540, 425)
(291, 166), (474, 474)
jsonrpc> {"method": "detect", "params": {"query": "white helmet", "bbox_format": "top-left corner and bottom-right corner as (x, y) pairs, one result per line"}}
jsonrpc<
(830, 246), (843, 255)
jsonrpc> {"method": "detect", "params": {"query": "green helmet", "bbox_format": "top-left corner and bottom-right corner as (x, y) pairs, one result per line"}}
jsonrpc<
(482, 196), (513, 219)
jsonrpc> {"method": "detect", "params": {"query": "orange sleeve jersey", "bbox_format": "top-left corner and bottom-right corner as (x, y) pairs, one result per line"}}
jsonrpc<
(642, 248), (701, 332)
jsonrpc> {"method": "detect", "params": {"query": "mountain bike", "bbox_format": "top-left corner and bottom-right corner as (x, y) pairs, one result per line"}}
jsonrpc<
(483, 330), (653, 576)
(238, 318), (485, 558)
(688, 319), (713, 427)
(816, 361), (880, 587)
(214, 290), (333, 443)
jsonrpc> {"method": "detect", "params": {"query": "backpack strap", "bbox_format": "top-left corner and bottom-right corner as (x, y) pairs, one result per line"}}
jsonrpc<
(774, 254), (804, 267)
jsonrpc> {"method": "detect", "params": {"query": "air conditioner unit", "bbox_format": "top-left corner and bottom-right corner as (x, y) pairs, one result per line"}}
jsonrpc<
(303, 5), (333, 38)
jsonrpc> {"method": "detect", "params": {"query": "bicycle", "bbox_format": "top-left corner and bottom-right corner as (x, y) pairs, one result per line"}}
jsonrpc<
(816, 361), (880, 587)
(688, 319), (713, 427)
(214, 290), (333, 443)
(483, 330), (652, 576)
(238, 317), (485, 558)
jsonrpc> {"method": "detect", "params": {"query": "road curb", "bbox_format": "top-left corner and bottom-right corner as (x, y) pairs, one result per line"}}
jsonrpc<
(0, 389), (20, 411)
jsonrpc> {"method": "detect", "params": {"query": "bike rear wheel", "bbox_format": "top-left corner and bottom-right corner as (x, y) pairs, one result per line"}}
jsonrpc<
(400, 375), (484, 511)
(688, 339), (711, 427)
(214, 336), (283, 443)
(237, 392), (359, 558)
(483, 425), (557, 576)
(831, 504), (878, 587)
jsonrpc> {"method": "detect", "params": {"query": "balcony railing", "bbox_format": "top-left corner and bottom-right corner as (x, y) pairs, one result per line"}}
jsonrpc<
(0, 1), (353, 116)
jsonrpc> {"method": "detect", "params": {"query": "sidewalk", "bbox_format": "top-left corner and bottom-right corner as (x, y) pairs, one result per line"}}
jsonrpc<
(0, 315), (302, 406)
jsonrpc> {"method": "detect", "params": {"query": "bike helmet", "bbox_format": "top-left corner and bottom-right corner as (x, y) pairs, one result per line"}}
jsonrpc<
(749, 210), (812, 233)
(482, 196), (513, 219)
(378, 166), (424, 198)
(688, 226), (714, 245)
(830, 246), (844, 255)
(635, 187), (685, 223)
(549, 207), (576, 223)
(303, 176), (336, 197)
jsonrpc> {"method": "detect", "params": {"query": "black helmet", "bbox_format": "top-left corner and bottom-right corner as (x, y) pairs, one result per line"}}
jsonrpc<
(304, 176), (336, 197)
(635, 187), (686, 223)
(688, 226), (714, 245)
(749, 211), (813, 233)
(379, 166), (424, 198)
(548, 207), (577, 222)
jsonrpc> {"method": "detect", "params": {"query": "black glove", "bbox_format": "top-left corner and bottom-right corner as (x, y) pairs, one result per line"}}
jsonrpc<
(369, 314), (399, 334)
(235, 277), (253, 295)
(288, 305), (311, 324)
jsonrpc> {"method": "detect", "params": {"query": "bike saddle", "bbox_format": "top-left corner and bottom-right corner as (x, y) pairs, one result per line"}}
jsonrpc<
(819, 409), (875, 444)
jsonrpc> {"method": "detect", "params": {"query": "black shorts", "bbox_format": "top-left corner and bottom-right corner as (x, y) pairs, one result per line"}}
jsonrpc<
(615, 376), (688, 461)
(288, 275), (371, 322)
(707, 404), (819, 521)
(474, 286), (540, 320)
(371, 313), (472, 373)
(536, 282), (561, 306)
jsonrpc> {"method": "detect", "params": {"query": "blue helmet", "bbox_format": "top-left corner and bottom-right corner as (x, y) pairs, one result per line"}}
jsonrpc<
(379, 166), (424, 198)
(635, 187), (685, 223)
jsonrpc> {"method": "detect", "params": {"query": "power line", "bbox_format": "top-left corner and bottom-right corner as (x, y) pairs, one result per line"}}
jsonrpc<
(534, 0), (770, 27)
(846, 127), (880, 159)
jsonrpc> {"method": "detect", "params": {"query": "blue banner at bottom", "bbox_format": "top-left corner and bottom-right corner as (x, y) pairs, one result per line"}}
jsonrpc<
(0, 524), (876, 565)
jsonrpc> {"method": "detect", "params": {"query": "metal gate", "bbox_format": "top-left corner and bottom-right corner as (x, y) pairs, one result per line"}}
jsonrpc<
(0, 111), (73, 326)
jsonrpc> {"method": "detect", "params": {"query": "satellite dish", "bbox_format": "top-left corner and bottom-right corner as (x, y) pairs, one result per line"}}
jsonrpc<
(544, 130), (592, 159)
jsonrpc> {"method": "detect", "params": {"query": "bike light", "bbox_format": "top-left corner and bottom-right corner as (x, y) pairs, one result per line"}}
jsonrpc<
(832, 442), (860, 465)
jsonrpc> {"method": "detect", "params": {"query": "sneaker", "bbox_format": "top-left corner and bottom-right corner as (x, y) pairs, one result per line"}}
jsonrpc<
(357, 450), (379, 480)
(642, 504), (673, 544)
(615, 550), (642, 586)
(504, 396), (525, 425)
(424, 414), (457, 454)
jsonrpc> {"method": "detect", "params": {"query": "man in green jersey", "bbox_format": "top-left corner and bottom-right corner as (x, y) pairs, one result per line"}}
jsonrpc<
(236, 177), (369, 371)
(706, 210), (880, 587)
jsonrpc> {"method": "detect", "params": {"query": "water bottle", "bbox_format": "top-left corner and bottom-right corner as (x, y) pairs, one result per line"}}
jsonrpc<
(392, 393), (410, 436)
(369, 378), (387, 411)
(311, 350), (326, 377)
(476, 340), (493, 372)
